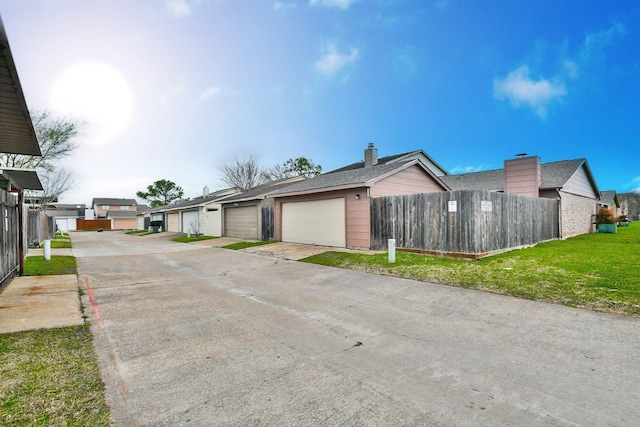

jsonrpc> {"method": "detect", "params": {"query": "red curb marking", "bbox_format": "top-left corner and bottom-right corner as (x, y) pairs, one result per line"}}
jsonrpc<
(84, 276), (105, 331)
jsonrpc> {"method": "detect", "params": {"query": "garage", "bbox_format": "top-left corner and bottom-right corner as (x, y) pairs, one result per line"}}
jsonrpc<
(182, 211), (199, 233)
(224, 205), (258, 239)
(166, 212), (180, 232)
(282, 198), (346, 247)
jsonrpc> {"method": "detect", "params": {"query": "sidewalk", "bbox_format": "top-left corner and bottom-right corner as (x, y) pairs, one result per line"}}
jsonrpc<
(0, 274), (84, 334)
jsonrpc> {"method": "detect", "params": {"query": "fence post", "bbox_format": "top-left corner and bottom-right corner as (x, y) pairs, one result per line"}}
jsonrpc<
(44, 240), (51, 261)
(388, 238), (396, 263)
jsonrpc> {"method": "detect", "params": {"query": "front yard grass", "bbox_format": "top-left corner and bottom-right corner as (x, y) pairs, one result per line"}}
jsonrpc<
(39, 240), (72, 249)
(223, 240), (277, 250)
(302, 223), (640, 317)
(23, 256), (77, 276)
(125, 229), (149, 235)
(0, 326), (110, 426)
(172, 235), (218, 243)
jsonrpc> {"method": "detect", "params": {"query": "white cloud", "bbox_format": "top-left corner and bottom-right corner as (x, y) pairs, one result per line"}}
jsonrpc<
(165, 0), (197, 18)
(493, 66), (566, 118)
(581, 22), (625, 61)
(199, 86), (221, 101)
(309, 0), (359, 10)
(274, 2), (297, 11)
(315, 43), (359, 77)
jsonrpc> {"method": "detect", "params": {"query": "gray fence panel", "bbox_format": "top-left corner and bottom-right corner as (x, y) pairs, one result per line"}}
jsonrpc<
(371, 190), (559, 256)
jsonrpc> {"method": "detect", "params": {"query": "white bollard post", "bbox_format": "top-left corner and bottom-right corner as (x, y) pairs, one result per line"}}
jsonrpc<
(187, 228), (192, 239)
(388, 238), (396, 263)
(44, 240), (51, 261)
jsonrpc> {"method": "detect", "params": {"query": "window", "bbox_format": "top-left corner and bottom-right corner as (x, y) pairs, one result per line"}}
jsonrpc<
(120, 205), (130, 211)
(101, 205), (110, 210)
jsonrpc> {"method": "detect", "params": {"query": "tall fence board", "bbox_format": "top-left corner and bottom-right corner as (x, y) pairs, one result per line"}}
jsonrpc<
(0, 189), (20, 290)
(371, 190), (559, 257)
(76, 219), (111, 230)
(261, 206), (274, 241)
(26, 210), (46, 248)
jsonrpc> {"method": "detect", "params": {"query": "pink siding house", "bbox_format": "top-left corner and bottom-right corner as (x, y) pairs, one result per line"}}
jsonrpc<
(268, 144), (450, 248)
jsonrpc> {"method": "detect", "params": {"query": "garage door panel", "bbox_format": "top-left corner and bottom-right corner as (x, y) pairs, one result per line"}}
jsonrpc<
(282, 198), (345, 247)
(182, 211), (199, 233)
(225, 206), (258, 239)
(167, 213), (180, 232)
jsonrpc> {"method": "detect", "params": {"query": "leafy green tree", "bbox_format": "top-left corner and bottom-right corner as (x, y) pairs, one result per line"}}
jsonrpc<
(137, 179), (185, 208)
(263, 157), (322, 181)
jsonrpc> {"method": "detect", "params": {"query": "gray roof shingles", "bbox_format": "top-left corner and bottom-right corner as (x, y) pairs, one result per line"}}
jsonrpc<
(269, 161), (416, 196)
(441, 159), (587, 191)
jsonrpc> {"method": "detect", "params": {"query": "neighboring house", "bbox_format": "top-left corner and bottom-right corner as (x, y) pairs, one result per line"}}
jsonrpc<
(46, 203), (86, 232)
(219, 176), (307, 240)
(268, 144), (450, 248)
(92, 198), (137, 218)
(158, 187), (238, 235)
(91, 198), (138, 230)
(441, 156), (600, 238)
(598, 190), (620, 220)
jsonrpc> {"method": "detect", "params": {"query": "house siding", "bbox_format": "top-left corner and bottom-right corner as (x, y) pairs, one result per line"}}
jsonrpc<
(370, 164), (444, 196)
(563, 166), (598, 198)
(504, 156), (541, 197)
(560, 191), (597, 238)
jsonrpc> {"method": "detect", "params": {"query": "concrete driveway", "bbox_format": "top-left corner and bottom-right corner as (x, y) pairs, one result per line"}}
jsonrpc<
(74, 231), (640, 426)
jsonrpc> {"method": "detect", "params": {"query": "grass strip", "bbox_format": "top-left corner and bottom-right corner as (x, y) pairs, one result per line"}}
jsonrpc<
(124, 229), (149, 235)
(0, 325), (110, 426)
(223, 240), (277, 250)
(302, 223), (640, 317)
(23, 256), (77, 276)
(39, 241), (72, 249)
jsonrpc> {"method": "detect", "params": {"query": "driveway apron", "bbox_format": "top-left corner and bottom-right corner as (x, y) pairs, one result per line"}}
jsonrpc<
(73, 232), (640, 426)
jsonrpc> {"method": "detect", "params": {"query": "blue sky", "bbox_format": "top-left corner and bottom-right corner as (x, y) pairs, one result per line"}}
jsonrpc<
(1, 0), (639, 204)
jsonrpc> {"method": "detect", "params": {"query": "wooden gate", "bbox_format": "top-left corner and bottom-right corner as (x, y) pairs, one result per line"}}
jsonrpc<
(1, 189), (20, 290)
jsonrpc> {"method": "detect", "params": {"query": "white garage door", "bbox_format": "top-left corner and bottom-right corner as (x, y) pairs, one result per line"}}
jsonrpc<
(167, 213), (180, 232)
(282, 198), (346, 247)
(224, 206), (258, 239)
(182, 211), (199, 233)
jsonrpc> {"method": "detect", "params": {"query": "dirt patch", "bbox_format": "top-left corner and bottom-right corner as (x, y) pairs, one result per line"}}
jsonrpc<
(27, 286), (43, 296)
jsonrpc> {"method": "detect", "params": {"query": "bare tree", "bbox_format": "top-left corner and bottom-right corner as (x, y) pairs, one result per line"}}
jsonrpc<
(0, 111), (80, 171)
(26, 168), (77, 211)
(220, 155), (266, 191)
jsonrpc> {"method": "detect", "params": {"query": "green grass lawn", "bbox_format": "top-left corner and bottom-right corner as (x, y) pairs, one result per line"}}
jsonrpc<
(223, 240), (277, 250)
(0, 326), (110, 426)
(39, 240), (72, 249)
(302, 223), (640, 317)
(172, 235), (218, 243)
(23, 256), (77, 276)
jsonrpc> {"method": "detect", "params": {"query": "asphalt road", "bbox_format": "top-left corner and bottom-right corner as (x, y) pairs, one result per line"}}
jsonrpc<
(73, 231), (640, 426)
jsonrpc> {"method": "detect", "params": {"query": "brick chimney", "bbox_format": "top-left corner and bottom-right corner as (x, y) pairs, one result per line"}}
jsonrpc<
(504, 154), (542, 197)
(364, 143), (378, 168)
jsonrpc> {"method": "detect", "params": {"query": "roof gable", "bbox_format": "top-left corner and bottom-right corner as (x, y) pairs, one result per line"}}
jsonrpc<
(270, 160), (449, 197)
(326, 149), (448, 177)
(219, 176), (306, 203)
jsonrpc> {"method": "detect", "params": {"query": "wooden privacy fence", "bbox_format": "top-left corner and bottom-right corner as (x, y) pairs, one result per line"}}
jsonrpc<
(76, 219), (111, 230)
(0, 189), (20, 290)
(371, 190), (559, 258)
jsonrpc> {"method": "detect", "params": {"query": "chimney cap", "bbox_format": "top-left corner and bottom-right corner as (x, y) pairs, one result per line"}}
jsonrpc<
(515, 153), (528, 158)
(368, 142), (375, 148)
